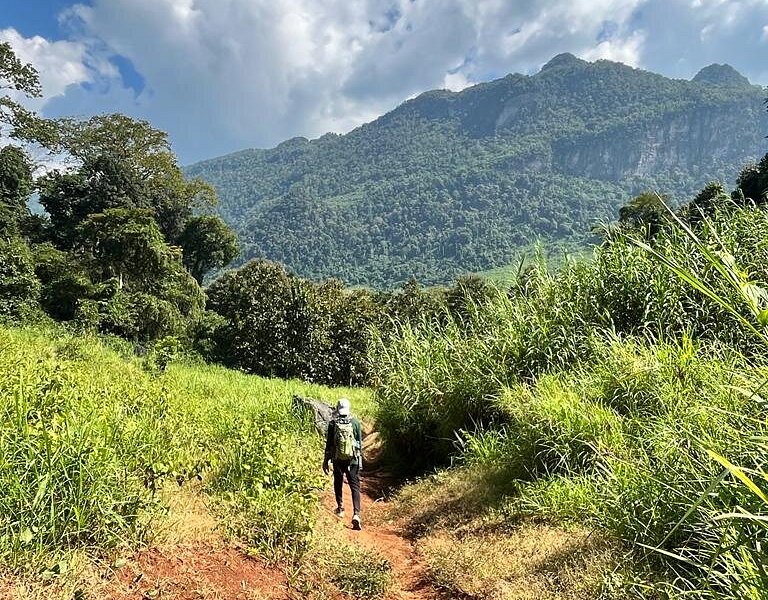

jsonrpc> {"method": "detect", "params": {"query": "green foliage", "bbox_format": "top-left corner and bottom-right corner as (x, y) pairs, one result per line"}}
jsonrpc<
(0, 325), (350, 567)
(382, 277), (446, 325)
(677, 181), (730, 226)
(505, 341), (766, 598)
(80, 209), (173, 284)
(178, 214), (239, 283)
(733, 153), (768, 204)
(374, 201), (768, 464)
(371, 187), (768, 595)
(26, 112), (238, 343)
(57, 114), (220, 243)
(65, 208), (203, 341)
(150, 335), (182, 371)
(445, 274), (495, 323)
(39, 154), (166, 249)
(206, 418), (321, 560)
(0, 237), (41, 321)
(618, 192), (670, 238)
(188, 56), (768, 287)
(205, 260), (379, 385)
(32, 244), (95, 321)
(0, 145), (33, 237)
(0, 43), (57, 146)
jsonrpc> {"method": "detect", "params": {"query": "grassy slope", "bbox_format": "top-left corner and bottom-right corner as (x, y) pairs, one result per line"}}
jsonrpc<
(0, 325), (371, 575)
(381, 336), (766, 598)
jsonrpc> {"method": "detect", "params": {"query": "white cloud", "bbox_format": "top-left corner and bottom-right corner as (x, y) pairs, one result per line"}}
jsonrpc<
(0, 28), (90, 105)
(56, 0), (658, 161)
(443, 71), (472, 92)
(5, 0), (768, 162)
(582, 31), (646, 65)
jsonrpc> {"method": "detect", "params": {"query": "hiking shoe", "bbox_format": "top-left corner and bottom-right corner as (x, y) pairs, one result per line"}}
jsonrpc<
(334, 507), (345, 518)
(352, 514), (362, 530)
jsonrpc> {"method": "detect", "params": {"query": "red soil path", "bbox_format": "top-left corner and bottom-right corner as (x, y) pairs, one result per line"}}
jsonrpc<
(319, 472), (440, 600)
(108, 542), (290, 599)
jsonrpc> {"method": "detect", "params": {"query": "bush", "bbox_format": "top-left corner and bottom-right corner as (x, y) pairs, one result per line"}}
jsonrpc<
(205, 260), (381, 386)
(0, 237), (41, 321)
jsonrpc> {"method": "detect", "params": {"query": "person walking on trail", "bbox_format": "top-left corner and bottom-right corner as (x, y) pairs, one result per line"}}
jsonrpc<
(323, 397), (363, 530)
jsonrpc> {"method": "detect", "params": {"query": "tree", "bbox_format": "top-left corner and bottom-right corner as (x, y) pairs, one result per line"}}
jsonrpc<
(0, 145), (33, 238)
(446, 275), (494, 323)
(76, 208), (205, 340)
(39, 154), (151, 248)
(79, 208), (171, 287)
(0, 237), (40, 320)
(733, 154), (768, 205)
(618, 192), (670, 238)
(385, 277), (445, 325)
(204, 260), (381, 385)
(205, 260), (297, 377)
(57, 114), (217, 243)
(0, 42), (57, 146)
(677, 181), (730, 226)
(33, 244), (95, 321)
(179, 215), (239, 283)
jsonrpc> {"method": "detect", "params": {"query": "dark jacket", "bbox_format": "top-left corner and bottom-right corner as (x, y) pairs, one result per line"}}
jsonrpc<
(324, 416), (363, 467)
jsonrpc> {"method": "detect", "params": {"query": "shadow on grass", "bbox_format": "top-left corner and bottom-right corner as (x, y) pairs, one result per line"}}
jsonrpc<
(390, 462), (525, 539)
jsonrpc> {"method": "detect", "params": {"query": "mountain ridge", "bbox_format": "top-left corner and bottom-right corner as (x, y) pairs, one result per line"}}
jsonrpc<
(187, 56), (768, 287)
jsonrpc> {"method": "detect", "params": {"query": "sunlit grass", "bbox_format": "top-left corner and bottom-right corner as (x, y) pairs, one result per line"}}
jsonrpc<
(0, 325), (368, 572)
(371, 201), (768, 597)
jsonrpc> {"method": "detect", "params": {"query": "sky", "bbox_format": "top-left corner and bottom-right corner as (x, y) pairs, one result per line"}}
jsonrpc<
(2, 0), (768, 164)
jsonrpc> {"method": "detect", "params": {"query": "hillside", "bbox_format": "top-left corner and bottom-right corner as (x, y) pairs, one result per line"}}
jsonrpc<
(187, 54), (768, 287)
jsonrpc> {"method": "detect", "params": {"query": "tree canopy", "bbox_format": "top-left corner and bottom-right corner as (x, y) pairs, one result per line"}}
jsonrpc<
(0, 35), (239, 340)
(0, 42), (57, 146)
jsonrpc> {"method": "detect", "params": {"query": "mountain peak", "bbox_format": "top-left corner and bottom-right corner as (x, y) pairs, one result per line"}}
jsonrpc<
(540, 53), (588, 73)
(693, 64), (751, 87)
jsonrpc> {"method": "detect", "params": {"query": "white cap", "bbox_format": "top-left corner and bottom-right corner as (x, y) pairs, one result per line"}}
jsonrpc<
(336, 397), (351, 416)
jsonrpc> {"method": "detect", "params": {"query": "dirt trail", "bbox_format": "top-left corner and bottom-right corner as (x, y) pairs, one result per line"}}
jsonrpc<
(103, 470), (440, 600)
(318, 471), (440, 600)
(108, 542), (290, 599)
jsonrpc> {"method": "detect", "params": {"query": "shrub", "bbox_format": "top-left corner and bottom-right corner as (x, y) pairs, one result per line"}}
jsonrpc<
(0, 237), (41, 321)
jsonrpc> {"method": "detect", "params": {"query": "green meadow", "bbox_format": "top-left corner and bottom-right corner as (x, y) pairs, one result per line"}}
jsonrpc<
(0, 325), (372, 572)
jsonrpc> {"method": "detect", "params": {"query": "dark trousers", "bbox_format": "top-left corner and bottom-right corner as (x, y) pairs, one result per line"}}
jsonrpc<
(333, 460), (361, 515)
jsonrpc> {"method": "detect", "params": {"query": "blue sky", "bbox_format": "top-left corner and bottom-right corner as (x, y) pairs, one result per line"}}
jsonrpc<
(3, 0), (768, 163)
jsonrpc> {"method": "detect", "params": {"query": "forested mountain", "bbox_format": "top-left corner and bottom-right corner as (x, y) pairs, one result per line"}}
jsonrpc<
(187, 54), (768, 287)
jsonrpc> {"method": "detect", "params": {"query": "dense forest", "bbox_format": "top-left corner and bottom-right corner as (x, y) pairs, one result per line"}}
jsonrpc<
(188, 54), (768, 287)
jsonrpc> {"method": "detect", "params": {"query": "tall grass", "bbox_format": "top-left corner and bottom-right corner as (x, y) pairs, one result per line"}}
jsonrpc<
(371, 203), (768, 596)
(0, 325), (364, 569)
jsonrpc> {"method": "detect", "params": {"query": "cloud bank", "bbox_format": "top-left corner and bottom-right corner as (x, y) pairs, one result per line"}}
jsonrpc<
(4, 0), (768, 162)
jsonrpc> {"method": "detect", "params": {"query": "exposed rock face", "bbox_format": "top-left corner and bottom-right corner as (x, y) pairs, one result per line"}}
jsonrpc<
(553, 98), (765, 180)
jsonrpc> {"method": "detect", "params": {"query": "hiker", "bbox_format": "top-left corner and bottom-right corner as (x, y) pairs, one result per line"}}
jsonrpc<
(323, 397), (363, 530)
